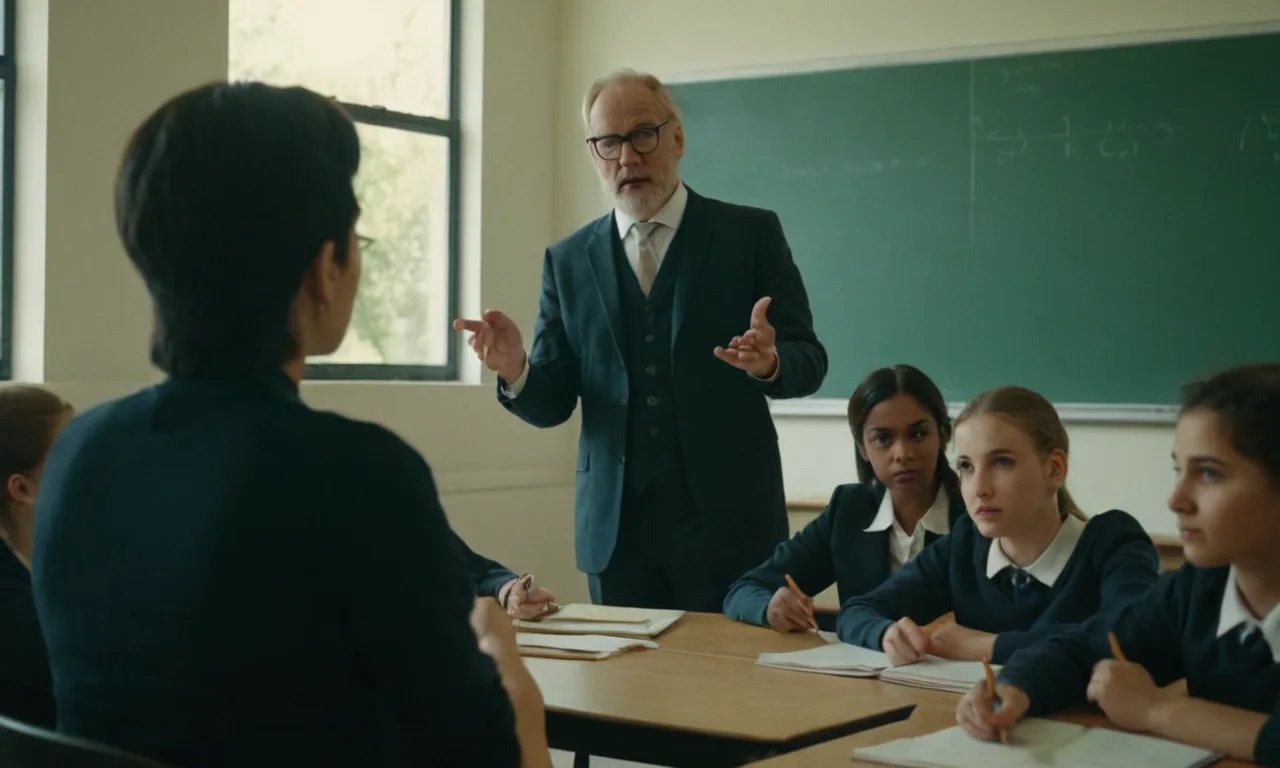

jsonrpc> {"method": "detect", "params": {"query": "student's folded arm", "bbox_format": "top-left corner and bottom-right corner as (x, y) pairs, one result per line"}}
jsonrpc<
(999, 569), (1186, 716)
(723, 491), (838, 625)
(836, 534), (953, 649)
(1253, 698), (1280, 767)
(450, 528), (519, 599)
(337, 425), (522, 767)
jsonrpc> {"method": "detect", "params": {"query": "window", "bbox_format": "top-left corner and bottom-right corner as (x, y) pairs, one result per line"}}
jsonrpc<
(0, 0), (14, 379)
(228, 0), (460, 380)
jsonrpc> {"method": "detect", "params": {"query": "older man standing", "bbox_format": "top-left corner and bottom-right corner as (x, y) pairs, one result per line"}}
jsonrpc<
(454, 70), (826, 611)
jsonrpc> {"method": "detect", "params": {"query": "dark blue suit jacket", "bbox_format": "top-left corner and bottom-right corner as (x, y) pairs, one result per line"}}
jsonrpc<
(723, 483), (966, 631)
(498, 188), (827, 575)
(0, 543), (53, 727)
(32, 371), (520, 767)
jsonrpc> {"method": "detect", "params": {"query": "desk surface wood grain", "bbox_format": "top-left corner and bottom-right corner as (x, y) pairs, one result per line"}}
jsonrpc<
(525, 649), (922, 744)
(752, 703), (1256, 766)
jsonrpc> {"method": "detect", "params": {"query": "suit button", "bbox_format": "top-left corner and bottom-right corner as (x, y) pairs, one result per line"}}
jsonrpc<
(620, 398), (627, 406)
(645, 365), (656, 376)
(645, 334), (655, 342)
(646, 396), (659, 406)
(649, 427), (659, 437)
(619, 455), (626, 464)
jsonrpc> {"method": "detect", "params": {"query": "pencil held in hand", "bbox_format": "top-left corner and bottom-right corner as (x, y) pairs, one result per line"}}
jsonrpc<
(783, 574), (818, 630)
(1108, 631), (1127, 661)
(982, 656), (1008, 744)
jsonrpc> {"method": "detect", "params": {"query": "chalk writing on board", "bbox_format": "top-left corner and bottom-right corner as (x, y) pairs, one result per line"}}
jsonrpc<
(782, 155), (935, 178)
(990, 60), (1074, 86)
(978, 114), (1174, 165)
(1238, 114), (1280, 162)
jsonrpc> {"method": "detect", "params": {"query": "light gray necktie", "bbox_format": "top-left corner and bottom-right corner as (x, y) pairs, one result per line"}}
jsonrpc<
(633, 222), (661, 296)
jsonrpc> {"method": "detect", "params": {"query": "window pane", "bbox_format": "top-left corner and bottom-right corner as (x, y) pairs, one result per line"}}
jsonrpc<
(312, 127), (450, 367)
(228, 0), (451, 117)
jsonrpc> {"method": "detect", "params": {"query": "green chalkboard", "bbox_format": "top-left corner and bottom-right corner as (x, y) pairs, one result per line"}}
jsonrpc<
(669, 32), (1280, 405)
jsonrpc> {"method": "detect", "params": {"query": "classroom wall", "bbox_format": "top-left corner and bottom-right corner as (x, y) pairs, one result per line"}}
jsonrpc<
(14, 0), (586, 600)
(553, 0), (1280, 537)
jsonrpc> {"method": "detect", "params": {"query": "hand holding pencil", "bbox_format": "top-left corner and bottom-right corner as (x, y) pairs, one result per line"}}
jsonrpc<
(766, 574), (819, 632)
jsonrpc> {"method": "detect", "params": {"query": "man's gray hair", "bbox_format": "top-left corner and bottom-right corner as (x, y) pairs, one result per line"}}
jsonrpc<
(582, 68), (683, 130)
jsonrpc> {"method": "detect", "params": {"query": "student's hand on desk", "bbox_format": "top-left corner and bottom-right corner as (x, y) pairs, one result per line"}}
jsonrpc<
(500, 576), (559, 620)
(927, 620), (996, 661)
(1087, 659), (1171, 732)
(452, 310), (527, 383)
(714, 296), (779, 378)
(882, 617), (931, 665)
(957, 680), (1029, 741)
(767, 586), (816, 632)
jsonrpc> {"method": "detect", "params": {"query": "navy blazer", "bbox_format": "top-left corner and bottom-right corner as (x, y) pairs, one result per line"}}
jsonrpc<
(451, 531), (518, 599)
(498, 187), (827, 575)
(32, 371), (520, 767)
(0, 543), (53, 727)
(837, 510), (1160, 663)
(723, 483), (966, 631)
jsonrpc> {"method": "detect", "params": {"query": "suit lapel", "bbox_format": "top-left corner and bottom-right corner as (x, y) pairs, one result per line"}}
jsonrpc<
(584, 215), (626, 366)
(671, 188), (712, 345)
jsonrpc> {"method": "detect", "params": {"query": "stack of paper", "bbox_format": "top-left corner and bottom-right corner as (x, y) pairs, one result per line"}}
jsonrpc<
(851, 718), (1219, 768)
(879, 657), (995, 694)
(755, 646), (995, 694)
(515, 632), (659, 661)
(756, 643), (890, 678)
(514, 603), (684, 639)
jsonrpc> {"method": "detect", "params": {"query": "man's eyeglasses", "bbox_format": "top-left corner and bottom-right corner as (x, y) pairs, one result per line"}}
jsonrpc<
(587, 121), (670, 161)
(356, 234), (376, 250)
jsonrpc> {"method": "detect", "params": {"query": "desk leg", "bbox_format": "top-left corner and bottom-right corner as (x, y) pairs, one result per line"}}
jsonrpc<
(573, 752), (589, 768)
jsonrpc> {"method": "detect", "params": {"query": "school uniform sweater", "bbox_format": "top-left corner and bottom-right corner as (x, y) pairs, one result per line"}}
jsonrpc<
(451, 531), (519, 600)
(836, 509), (1159, 663)
(999, 564), (1280, 767)
(722, 482), (965, 631)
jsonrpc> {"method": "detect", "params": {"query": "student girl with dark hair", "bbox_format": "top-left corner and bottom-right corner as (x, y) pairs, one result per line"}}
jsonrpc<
(961, 364), (1280, 767)
(723, 364), (965, 632)
(0, 385), (72, 727)
(838, 385), (1159, 664)
(32, 82), (548, 768)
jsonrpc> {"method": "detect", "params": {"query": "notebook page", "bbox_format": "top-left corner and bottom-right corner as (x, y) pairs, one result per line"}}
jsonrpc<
(515, 633), (658, 654)
(513, 619), (667, 638)
(852, 719), (1085, 768)
(879, 657), (994, 691)
(757, 642), (891, 672)
(542, 603), (684, 624)
(1042, 727), (1219, 768)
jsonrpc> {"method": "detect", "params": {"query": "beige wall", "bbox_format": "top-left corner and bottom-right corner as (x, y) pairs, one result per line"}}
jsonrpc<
(17, 2), (1280, 608)
(554, 0), (1280, 539)
(16, 0), (585, 601)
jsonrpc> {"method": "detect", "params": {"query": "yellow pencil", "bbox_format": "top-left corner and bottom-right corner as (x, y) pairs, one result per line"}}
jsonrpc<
(1108, 631), (1127, 662)
(982, 656), (1007, 744)
(784, 574), (818, 630)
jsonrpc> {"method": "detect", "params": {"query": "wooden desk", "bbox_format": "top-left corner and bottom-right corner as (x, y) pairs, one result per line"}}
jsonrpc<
(752, 703), (1257, 767)
(527, 644), (919, 767)
(750, 696), (960, 766)
(655, 612), (830, 660)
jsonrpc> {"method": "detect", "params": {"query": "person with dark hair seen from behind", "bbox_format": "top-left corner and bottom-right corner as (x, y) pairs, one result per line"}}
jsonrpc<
(723, 364), (966, 632)
(30, 82), (548, 768)
(0, 386), (72, 728)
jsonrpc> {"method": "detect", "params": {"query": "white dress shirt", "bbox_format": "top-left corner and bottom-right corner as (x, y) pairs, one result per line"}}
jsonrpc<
(1217, 565), (1280, 662)
(986, 513), (1087, 588)
(863, 486), (952, 573)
